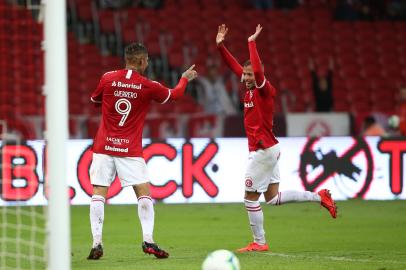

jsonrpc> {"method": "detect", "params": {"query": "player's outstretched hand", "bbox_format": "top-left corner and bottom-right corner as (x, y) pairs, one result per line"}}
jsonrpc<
(182, 64), (198, 82)
(248, 24), (263, 42)
(216, 24), (228, 45)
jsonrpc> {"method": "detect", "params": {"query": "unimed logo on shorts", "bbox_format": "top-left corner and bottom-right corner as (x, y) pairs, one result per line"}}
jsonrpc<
(104, 145), (128, 153)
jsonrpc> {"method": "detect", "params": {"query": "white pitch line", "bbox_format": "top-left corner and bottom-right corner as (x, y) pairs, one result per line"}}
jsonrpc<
(259, 252), (406, 265)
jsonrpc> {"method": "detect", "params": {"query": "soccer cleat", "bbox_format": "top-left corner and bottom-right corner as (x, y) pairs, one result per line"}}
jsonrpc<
(142, 241), (169, 259)
(237, 242), (269, 252)
(318, 189), (337, 218)
(87, 244), (103, 260)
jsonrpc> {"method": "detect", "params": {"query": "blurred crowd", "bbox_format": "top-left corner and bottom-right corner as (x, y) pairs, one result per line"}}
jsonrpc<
(334, 0), (406, 21)
(360, 86), (406, 137)
(2, 0), (406, 139)
(252, 0), (406, 21)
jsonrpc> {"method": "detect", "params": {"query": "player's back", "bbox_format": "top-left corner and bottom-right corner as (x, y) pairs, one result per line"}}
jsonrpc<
(91, 69), (170, 157)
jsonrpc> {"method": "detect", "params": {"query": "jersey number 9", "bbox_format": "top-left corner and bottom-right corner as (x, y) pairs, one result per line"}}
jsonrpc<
(115, 98), (132, 126)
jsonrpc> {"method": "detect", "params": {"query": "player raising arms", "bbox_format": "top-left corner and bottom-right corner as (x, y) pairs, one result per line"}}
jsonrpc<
(216, 24), (337, 252)
(87, 43), (197, 259)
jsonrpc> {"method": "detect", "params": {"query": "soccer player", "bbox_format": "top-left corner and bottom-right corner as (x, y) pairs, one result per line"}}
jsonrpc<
(216, 24), (337, 252)
(87, 43), (197, 259)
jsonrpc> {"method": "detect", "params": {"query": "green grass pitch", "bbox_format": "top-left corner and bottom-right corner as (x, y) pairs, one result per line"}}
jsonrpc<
(70, 200), (406, 270)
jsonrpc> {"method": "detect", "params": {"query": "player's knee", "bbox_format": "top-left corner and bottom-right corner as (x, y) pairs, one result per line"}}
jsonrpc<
(138, 196), (153, 210)
(244, 199), (261, 211)
(266, 194), (279, 206)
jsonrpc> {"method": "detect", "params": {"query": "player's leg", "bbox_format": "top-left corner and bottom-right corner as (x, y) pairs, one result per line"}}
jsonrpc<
(87, 153), (116, 260)
(115, 157), (168, 258)
(245, 192), (264, 246)
(133, 183), (154, 244)
(132, 183), (169, 258)
(238, 190), (269, 252)
(263, 162), (337, 218)
(263, 183), (321, 205)
(88, 185), (108, 260)
(238, 150), (270, 252)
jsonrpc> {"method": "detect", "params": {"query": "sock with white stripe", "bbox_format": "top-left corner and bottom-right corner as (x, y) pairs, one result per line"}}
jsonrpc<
(267, 191), (320, 205)
(244, 199), (266, 245)
(90, 195), (105, 248)
(138, 196), (155, 243)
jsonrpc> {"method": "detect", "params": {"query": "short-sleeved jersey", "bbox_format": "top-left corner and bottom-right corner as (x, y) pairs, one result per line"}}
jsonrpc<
(91, 69), (171, 157)
(243, 80), (279, 152)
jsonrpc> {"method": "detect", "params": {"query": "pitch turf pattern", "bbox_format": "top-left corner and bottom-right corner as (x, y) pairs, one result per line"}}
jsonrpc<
(71, 200), (406, 270)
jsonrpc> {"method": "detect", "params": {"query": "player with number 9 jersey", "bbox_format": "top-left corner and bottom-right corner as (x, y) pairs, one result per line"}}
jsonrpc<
(86, 43), (197, 261)
(91, 69), (182, 157)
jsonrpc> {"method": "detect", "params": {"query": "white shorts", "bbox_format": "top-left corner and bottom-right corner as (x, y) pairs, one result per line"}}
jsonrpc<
(90, 153), (149, 187)
(244, 144), (281, 193)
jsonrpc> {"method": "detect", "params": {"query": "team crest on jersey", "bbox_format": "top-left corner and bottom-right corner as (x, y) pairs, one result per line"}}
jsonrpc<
(245, 178), (253, 187)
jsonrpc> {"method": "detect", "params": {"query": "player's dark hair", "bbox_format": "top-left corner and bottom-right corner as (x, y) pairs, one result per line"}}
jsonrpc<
(124, 43), (148, 63)
(243, 59), (264, 68)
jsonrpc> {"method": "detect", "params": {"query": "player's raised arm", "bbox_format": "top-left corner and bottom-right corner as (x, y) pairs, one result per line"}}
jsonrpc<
(170, 64), (198, 100)
(216, 24), (243, 78)
(248, 24), (266, 89)
(148, 64), (198, 103)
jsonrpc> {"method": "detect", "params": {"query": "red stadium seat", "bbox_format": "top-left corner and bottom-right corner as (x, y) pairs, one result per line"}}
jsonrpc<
(339, 65), (361, 78)
(358, 57), (379, 69)
(345, 78), (366, 92)
(360, 66), (382, 79)
(98, 10), (117, 33)
(350, 100), (371, 115)
(334, 99), (349, 112)
(279, 78), (301, 92)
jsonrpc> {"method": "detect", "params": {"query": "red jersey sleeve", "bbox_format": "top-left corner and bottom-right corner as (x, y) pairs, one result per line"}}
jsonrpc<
(248, 41), (266, 89)
(248, 41), (276, 98)
(217, 44), (243, 80)
(147, 80), (172, 104)
(90, 75), (105, 103)
(147, 77), (188, 103)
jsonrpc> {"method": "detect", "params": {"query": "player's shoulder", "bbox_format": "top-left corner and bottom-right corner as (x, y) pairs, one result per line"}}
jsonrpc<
(142, 78), (165, 89)
(100, 69), (125, 81)
(257, 79), (276, 97)
(256, 78), (275, 90)
(265, 80), (276, 91)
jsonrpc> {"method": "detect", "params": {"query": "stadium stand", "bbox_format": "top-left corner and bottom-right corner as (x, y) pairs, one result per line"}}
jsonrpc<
(0, 0), (404, 139)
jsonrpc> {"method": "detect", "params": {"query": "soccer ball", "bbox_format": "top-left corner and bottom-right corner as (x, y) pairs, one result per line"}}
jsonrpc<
(202, 249), (240, 270)
(388, 115), (400, 129)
